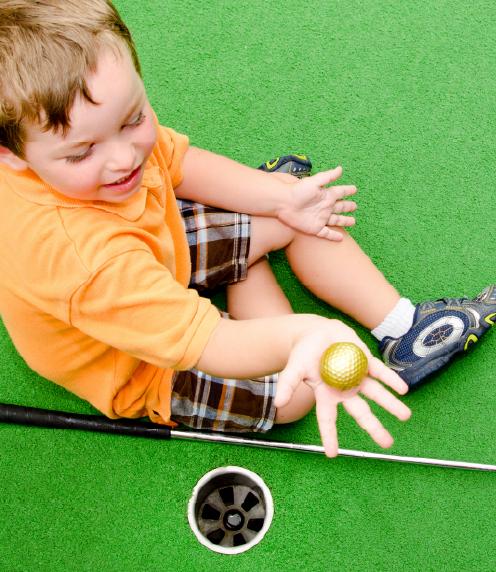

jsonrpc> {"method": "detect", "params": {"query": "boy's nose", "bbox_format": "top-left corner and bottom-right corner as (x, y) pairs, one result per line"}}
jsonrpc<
(107, 141), (137, 173)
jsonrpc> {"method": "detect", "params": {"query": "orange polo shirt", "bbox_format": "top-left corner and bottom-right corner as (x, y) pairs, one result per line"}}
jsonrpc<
(0, 125), (221, 424)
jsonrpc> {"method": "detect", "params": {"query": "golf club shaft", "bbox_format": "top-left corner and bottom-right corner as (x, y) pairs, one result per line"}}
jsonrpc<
(171, 430), (496, 471)
(1, 403), (495, 472)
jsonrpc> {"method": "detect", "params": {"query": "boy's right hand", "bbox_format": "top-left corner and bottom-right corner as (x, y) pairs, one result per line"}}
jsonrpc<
(275, 321), (411, 458)
(276, 166), (358, 242)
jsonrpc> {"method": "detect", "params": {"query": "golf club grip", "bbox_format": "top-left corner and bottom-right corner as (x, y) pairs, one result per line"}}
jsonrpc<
(0, 403), (172, 439)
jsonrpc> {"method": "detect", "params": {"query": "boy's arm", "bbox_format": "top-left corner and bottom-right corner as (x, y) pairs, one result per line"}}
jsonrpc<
(69, 246), (409, 457)
(175, 146), (290, 216)
(175, 146), (357, 241)
(195, 313), (319, 378)
(195, 314), (411, 458)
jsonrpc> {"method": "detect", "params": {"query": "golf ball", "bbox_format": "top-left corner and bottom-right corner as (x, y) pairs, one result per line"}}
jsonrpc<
(319, 342), (368, 390)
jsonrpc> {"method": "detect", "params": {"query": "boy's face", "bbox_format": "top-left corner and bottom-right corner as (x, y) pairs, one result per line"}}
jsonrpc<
(18, 47), (157, 203)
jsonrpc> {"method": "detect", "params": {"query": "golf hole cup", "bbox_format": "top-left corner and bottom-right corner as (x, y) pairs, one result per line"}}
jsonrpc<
(188, 466), (274, 555)
(320, 342), (368, 390)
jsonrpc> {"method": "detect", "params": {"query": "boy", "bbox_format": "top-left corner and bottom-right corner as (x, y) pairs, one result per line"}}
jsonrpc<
(0, 0), (494, 458)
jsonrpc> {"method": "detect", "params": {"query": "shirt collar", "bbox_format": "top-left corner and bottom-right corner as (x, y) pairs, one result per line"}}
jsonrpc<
(1, 159), (164, 222)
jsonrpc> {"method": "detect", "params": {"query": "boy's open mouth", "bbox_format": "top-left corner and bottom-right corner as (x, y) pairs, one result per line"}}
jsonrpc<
(105, 164), (142, 188)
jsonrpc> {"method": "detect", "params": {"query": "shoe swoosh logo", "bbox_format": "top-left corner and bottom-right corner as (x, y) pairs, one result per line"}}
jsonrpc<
(463, 334), (479, 351)
(485, 313), (496, 326)
(265, 158), (280, 169)
(412, 316), (466, 358)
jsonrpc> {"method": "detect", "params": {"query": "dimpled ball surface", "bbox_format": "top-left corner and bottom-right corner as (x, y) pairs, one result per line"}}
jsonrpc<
(319, 342), (368, 390)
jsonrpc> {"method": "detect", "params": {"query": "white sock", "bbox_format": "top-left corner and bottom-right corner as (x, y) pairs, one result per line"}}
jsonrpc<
(371, 298), (416, 341)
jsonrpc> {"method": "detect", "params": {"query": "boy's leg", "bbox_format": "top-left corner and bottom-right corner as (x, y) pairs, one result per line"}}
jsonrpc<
(226, 256), (292, 319)
(174, 196), (314, 431)
(226, 257), (316, 424)
(226, 193), (403, 422)
(248, 216), (400, 329)
(247, 214), (496, 389)
(225, 154), (318, 423)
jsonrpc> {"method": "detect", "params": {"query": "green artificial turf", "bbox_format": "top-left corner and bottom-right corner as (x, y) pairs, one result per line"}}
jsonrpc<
(1, 1), (495, 570)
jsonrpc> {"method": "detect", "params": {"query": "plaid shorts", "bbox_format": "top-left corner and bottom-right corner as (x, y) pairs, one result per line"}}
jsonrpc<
(170, 199), (278, 433)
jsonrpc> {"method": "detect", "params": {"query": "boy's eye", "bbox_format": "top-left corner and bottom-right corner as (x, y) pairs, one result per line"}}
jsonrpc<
(63, 112), (145, 164)
(128, 111), (146, 127)
(65, 145), (93, 164)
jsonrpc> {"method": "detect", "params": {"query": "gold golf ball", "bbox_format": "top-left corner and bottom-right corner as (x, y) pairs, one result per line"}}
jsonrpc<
(319, 342), (368, 390)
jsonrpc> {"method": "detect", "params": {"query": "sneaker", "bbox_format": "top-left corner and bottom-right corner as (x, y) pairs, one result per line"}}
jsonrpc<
(380, 285), (496, 389)
(258, 154), (312, 178)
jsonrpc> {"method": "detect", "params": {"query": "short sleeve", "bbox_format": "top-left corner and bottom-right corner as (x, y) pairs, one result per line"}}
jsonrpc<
(69, 249), (221, 371)
(154, 125), (190, 188)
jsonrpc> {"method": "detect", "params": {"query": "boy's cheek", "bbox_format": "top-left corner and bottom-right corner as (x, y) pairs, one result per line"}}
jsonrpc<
(147, 118), (158, 146)
(142, 125), (158, 158)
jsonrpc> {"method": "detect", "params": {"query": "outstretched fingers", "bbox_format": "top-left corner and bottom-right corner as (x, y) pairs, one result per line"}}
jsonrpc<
(368, 356), (409, 395)
(327, 185), (358, 200)
(274, 362), (304, 409)
(342, 395), (394, 449)
(317, 227), (345, 241)
(310, 166), (343, 187)
(314, 384), (339, 457)
(332, 200), (357, 214)
(360, 378), (411, 421)
(328, 214), (356, 227)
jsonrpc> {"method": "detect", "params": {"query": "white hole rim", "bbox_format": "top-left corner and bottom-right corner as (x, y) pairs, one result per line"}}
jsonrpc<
(188, 466), (274, 555)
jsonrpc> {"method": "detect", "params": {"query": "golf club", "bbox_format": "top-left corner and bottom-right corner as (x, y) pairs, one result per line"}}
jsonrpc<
(1, 402), (495, 471)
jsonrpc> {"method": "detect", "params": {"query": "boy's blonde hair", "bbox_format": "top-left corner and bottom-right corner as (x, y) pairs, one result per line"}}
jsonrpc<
(0, 0), (141, 158)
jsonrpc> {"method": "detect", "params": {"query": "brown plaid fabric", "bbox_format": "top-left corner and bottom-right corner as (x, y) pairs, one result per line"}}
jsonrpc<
(171, 368), (277, 433)
(171, 199), (277, 433)
(177, 199), (251, 292)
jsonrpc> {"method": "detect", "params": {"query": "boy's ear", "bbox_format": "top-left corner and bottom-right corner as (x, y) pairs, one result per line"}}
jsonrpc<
(0, 145), (29, 171)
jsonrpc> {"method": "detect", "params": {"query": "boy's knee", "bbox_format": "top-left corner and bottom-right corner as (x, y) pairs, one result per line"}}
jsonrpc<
(274, 382), (315, 425)
(275, 401), (314, 425)
(248, 216), (295, 265)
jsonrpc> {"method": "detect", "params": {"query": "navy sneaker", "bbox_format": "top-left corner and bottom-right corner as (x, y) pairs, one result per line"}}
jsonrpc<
(258, 154), (312, 178)
(380, 285), (496, 389)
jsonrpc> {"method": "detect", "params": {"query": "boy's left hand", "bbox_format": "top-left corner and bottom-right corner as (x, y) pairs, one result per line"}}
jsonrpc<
(276, 166), (357, 241)
(275, 322), (411, 458)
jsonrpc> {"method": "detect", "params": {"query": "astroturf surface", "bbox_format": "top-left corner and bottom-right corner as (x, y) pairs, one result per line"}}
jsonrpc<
(1, 1), (495, 570)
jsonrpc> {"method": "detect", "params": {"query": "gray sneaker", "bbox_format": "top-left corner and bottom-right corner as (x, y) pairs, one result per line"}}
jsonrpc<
(257, 154), (312, 178)
(380, 285), (496, 389)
